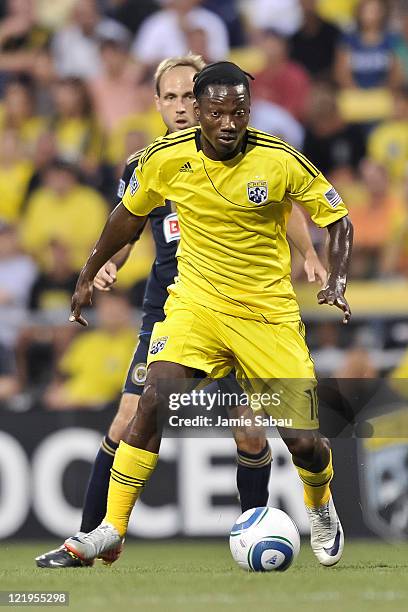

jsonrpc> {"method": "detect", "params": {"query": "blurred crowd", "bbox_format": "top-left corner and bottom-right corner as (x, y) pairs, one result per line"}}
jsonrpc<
(1, 0), (408, 411)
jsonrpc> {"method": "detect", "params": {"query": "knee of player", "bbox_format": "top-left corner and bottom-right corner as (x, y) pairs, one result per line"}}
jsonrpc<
(108, 399), (139, 442)
(236, 434), (267, 455)
(286, 436), (318, 462)
(138, 383), (164, 415)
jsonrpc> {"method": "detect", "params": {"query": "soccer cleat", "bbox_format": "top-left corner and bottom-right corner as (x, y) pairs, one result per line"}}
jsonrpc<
(35, 545), (94, 568)
(64, 523), (122, 562)
(306, 496), (344, 566)
(98, 539), (125, 565)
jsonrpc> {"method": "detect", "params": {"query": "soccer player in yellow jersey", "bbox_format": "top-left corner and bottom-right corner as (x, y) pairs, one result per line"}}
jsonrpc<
(66, 62), (353, 566)
(35, 56), (326, 570)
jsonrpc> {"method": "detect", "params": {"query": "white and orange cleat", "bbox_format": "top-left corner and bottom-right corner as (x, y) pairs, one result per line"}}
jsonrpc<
(64, 523), (122, 563)
(306, 496), (344, 566)
(98, 539), (125, 565)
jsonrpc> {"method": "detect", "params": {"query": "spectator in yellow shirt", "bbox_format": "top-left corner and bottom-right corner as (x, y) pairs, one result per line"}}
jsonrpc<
(51, 77), (104, 179)
(0, 78), (47, 156)
(0, 129), (33, 222)
(368, 86), (408, 182)
(44, 291), (138, 410)
(20, 160), (107, 271)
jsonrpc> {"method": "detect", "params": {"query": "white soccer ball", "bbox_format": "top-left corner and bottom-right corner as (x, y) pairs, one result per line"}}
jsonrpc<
(229, 507), (300, 572)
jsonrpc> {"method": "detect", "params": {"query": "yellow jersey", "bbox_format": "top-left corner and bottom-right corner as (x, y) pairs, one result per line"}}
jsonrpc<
(123, 127), (348, 323)
(53, 117), (103, 165)
(60, 328), (138, 405)
(368, 119), (408, 181)
(20, 184), (107, 270)
(0, 159), (33, 222)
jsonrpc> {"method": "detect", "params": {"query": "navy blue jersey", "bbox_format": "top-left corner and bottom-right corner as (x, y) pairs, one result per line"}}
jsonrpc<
(116, 150), (179, 322)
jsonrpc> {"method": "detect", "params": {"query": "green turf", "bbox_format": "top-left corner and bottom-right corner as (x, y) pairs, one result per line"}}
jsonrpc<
(1, 540), (407, 612)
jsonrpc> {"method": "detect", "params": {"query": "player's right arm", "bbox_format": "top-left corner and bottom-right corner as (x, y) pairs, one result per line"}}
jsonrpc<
(70, 204), (147, 325)
(93, 157), (148, 292)
(71, 151), (165, 326)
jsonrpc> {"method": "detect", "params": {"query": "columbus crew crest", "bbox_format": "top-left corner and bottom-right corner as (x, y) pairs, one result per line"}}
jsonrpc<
(359, 407), (408, 539)
(149, 336), (168, 355)
(247, 180), (268, 204)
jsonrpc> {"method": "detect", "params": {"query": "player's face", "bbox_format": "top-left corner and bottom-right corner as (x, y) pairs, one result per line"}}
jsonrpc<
(155, 66), (197, 133)
(194, 84), (250, 160)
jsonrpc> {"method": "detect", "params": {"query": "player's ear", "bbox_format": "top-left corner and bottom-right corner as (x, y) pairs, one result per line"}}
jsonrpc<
(154, 94), (161, 112)
(193, 100), (200, 120)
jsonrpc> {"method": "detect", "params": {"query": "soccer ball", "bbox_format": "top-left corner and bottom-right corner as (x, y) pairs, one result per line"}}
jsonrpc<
(229, 507), (300, 572)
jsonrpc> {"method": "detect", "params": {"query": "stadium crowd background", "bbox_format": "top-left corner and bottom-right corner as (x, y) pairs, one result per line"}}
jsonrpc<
(0, 0), (408, 412)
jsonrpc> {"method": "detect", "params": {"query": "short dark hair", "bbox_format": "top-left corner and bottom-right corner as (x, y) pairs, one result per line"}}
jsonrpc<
(193, 61), (254, 100)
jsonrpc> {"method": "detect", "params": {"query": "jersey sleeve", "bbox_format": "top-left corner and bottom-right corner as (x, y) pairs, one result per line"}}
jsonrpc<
(285, 153), (349, 228)
(115, 157), (148, 243)
(115, 159), (135, 207)
(122, 151), (165, 216)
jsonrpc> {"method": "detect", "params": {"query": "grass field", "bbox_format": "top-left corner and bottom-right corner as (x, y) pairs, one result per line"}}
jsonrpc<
(1, 540), (408, 612)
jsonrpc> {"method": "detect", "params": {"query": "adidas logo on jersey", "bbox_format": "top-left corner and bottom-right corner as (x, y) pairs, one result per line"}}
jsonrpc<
(179, 161), (193, 173)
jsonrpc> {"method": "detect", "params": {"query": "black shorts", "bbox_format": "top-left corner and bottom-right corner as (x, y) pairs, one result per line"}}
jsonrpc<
(122, 303), (164, 396)
(123, 332), (151, 396)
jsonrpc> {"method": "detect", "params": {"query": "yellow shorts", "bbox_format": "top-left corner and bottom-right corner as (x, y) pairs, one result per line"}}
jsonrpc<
(148, 296), (318, 430)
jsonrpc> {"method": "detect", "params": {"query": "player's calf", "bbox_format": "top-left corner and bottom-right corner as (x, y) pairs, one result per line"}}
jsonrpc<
(108, 393), (140, 443)
(235, 432), (272, 512)
(280, 430), (344, 566)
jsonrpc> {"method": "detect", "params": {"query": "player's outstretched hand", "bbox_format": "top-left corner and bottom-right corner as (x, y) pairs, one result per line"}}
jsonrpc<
(317, 283), (351, 324)
(304, 252), (327, 286)
(69, 279), (93, 327)
(93, 261), (117, 291)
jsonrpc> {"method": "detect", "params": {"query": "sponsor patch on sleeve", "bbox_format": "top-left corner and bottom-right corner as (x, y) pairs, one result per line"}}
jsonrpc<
(117, 178), (126, 199)
(129, 170), (139, 196)
(163, 211), (180, 243)
(324, 186), (342, 208)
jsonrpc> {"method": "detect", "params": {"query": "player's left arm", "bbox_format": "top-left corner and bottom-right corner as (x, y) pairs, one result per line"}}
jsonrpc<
(317, 215), (353, 324)
(286, 157), (353, 323)
(287, 204), (327, 286)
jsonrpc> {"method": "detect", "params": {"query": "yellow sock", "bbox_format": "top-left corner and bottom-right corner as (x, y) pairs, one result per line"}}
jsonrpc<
(294, 450), (333, 509)
(105, 441), (158, 537)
